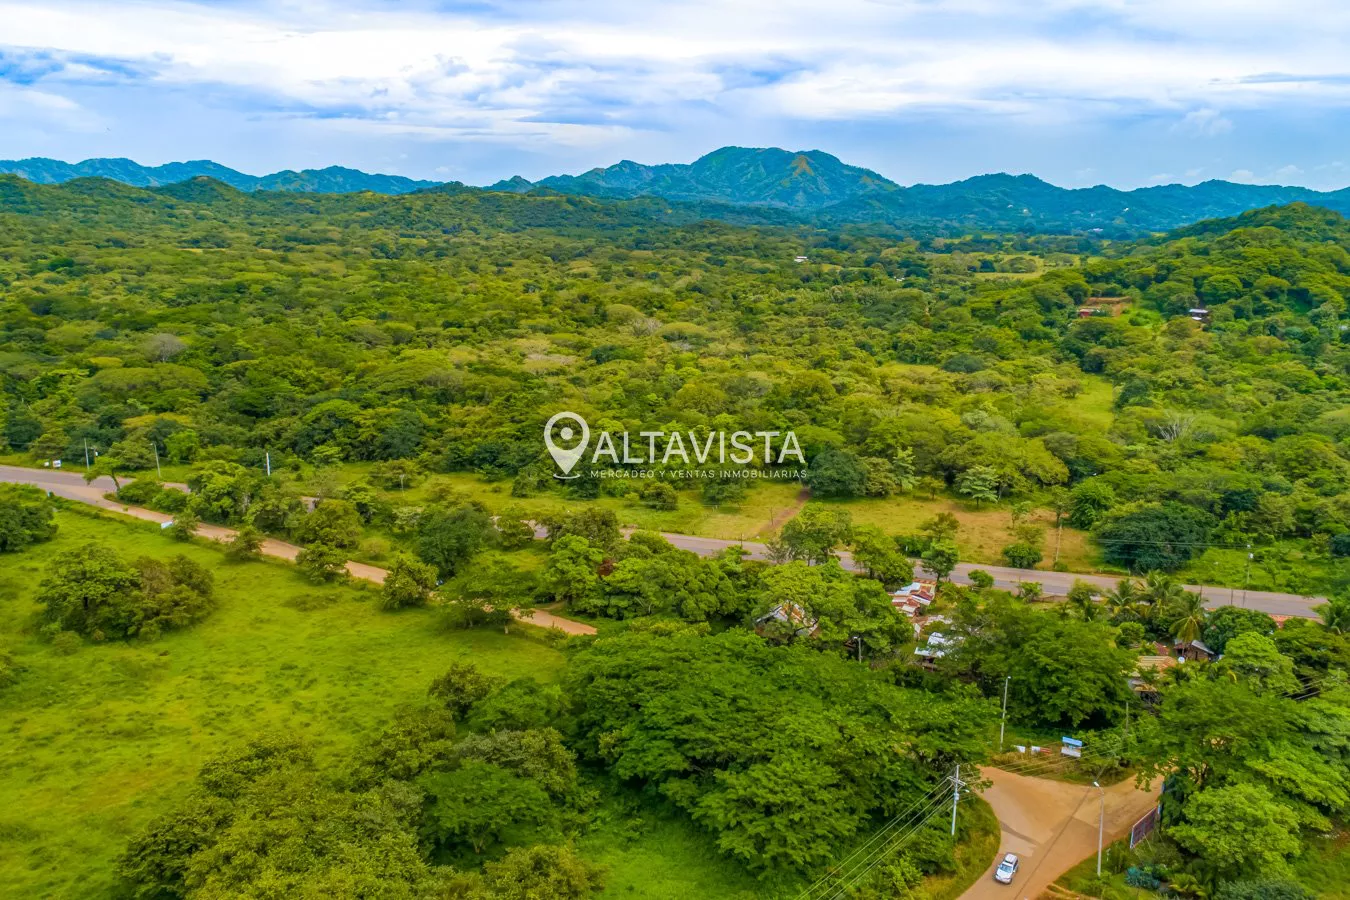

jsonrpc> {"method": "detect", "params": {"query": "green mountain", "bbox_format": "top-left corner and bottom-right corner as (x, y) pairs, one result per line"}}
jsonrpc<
(0, 157), (438, 194)
(7, 148), (1350, 235)
(510, 146), (898, 209)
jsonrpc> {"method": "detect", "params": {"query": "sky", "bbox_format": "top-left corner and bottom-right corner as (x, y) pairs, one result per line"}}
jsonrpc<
(2, 0), (1350, 189)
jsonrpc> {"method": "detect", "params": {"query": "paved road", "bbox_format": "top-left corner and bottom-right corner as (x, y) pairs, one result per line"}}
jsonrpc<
(4, 465), (1323, 620)
(654, 531), (1324, 619)
(961, 767), (1159, 900)
(0, 465), (597, 636)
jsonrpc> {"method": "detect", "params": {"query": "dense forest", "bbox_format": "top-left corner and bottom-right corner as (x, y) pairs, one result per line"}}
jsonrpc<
(0, 175), (1348, 899)
(0, 175), (1347, 592)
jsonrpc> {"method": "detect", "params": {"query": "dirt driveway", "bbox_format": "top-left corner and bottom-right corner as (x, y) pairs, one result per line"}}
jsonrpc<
(961, 767), (1160, 900)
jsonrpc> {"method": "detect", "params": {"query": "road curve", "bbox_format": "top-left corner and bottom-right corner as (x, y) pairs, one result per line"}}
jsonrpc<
(2, 465), (1323, 620)
(0, 465), (597, 636)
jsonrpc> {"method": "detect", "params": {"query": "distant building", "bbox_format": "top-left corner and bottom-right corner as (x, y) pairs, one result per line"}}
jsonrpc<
(913, 631), (954, 670)
(754, 602), (819, 639)
(1188, 308), (1210, 324)
(793, 255), (809, 263)
(890, 581), (936, 618)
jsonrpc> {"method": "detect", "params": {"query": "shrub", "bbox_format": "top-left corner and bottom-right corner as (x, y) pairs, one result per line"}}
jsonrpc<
(224, 526), (264, 562)
(1002, 542), (1043, 569)
(296, 543), (348, 583)
(116, 478), (164, 505)
(0, 484), (58, 552)
(380, 555), (438, 610)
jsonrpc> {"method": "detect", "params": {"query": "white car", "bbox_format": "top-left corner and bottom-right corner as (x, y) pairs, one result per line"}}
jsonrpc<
(994, 853), (1020, 884)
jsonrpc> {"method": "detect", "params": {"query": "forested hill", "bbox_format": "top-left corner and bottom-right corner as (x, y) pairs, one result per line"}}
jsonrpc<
(0, 172), (1348, 599)
(0, 157), (439, 194)
(7, 147), (1350, 235)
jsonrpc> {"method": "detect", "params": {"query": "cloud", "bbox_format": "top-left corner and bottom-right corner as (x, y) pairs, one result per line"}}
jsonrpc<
(1173, 108), (1233, 137)
(2, 0), (1350, 185)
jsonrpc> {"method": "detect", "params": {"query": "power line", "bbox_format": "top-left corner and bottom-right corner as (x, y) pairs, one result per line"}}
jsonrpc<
(794, 780), (953, 900)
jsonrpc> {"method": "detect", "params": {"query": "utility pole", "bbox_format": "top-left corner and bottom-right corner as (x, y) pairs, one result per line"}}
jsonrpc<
(152, 442), (162, 479)
(950, 764), (961, 836)
(265, 451), (271, 477)
(83, 438), (91, 471)
(1242, 545), (1253, 607)
(856, 635), (863, 664)
(1093, 781), (1105, 876)
(998, 676), (1010, 752)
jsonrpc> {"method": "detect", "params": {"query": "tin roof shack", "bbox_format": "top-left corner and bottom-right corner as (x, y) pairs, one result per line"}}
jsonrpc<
(754, 602), (819, 641)
(1129, 654), (1178, 704)
(913, 631), (956, 671)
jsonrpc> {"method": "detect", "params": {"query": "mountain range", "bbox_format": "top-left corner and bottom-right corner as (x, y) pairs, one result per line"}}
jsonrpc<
(5, 148), (1350, 235)
(0, 157), (438, 194)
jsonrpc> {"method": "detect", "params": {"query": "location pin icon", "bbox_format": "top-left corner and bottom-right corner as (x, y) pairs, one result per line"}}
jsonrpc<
(545, 411), (590, 478)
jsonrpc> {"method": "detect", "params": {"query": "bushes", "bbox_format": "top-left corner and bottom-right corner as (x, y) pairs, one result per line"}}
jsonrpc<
(36, 543), (215, 640)
(0, 484), (57, 552)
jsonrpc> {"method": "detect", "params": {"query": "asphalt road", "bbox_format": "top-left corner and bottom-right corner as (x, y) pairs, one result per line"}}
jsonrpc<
(3, 464), (1323, 619)
(654, 531), (1325, 619)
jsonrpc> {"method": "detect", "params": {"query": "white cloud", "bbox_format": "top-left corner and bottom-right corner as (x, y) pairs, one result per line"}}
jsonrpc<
(1173, 109), (1234, 137)
(1229, 168), (1257, 182)
(5, 0), (1350, 140)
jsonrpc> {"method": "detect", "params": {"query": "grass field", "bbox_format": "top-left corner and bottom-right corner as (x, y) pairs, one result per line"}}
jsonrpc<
(0, 505), (1003, 899)
(0, 506), (566, 898)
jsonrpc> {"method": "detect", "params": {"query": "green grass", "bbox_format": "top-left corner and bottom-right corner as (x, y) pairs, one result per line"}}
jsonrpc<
(0, 505), (567, 899)
(583, 799), (799, 900)
(1293, 828), (1350, 899)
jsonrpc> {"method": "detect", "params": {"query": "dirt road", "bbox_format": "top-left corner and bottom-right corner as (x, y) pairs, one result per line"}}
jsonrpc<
(1, 465), (597, 636)
(961, 767), (1160, 900)
(2, 464), (1321, 619)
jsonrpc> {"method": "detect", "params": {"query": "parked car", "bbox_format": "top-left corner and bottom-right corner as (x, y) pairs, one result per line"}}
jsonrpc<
(994, 853), (1020, 884)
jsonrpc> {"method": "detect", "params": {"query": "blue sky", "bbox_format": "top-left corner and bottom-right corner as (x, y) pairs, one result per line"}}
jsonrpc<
(2, 0), (1349, 189)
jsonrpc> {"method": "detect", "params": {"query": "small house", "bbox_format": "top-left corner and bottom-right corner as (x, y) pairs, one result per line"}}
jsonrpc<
(754, 602), (819, 639)
(793, 255), (809, 264)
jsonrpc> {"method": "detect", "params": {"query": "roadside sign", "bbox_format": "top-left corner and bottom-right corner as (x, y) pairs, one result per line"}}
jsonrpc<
(1061, 736), (1083, 758)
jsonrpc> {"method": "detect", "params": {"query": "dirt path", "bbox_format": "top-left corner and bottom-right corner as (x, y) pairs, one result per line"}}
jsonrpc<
(960, 767), (1160, 900)
(1, 465), (596, 636)
(756, 486), (810, 537)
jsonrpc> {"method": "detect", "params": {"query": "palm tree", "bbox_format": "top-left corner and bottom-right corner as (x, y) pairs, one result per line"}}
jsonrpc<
(1103, 578), (1143, 623)
(1166, 591), (1207, 645)
(1142, 572), (1186, 626)
(1315, 594), (1350, 635)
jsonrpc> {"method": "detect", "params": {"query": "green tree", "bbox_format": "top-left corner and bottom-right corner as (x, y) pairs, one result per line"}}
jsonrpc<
(165, 509), (199, 542)
(295, 543), (348, 583)
(1170, 784), (1301, 880)
(1096, 502), (1214, 573)
(773, 505), (852, 565)
(420, 760), (558, 855)
(294, 499), (363, 549)
(482, 844), (605, 900)
(417, 502), (493, 577)
(539, 536), (603, 606)
(921, 540), (960, 587)
(224, 525), (264, 562)
(955, 465), (999, 508)
(1166, 591), (1208, 645)
(849, 525), (914, 589)
(0, 484), (58, 551)
(428, 662), (502, 719)
(36, 543), (141, 639)
(380, 554), (438, 610)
